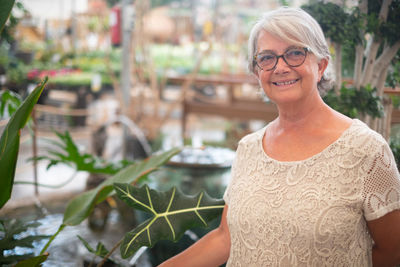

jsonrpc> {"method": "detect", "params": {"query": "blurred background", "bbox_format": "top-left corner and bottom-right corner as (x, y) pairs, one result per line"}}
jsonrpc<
(0, 0), (399, 266)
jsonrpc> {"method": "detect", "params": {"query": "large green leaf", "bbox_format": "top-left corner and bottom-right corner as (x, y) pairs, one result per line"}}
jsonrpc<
(0, 0), (15, 34)
(62, 147), (181, 226)
(113, 183), (225, 259)
(0, 78), (47, 208)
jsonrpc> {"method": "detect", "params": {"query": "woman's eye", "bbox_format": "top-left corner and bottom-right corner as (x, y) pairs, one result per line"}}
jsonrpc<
(260, 54), (275, 62)
(286, 49), (305, 57)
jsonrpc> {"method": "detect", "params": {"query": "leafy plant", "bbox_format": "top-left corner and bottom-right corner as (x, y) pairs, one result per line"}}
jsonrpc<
(323, 84), (383, 119)
(390, 138), (400, 169)
(0, 218), (49, 265)
(78, 235), (110, 258)
(0, 0), (16, 41)
(38, 148), (181, 255)
(303, 1), (400, 138)
(33, 130), (132, 175)
(0, 89), (22, 119)
(77, 236), (121, 266)
(113, 183), (225, 259)
(0, 77), (47, 209)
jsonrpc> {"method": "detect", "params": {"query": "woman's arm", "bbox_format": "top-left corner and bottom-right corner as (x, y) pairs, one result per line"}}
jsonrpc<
(367, 209), (400, 267)
(158, 204), (231, 267)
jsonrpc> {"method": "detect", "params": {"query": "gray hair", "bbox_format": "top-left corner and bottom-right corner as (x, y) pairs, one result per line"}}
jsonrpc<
(248, 7), (333, 93)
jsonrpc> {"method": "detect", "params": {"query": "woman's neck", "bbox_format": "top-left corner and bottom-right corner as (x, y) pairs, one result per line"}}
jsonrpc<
(274, 92), (329, 131)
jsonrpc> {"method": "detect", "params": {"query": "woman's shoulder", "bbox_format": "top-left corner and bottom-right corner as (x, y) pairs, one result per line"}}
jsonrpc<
(345, 119), (388, 151)
(237, 125), (267, 147)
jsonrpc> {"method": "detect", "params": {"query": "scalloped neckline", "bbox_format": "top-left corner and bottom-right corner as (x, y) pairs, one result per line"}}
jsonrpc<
(258, 118), (359, 164)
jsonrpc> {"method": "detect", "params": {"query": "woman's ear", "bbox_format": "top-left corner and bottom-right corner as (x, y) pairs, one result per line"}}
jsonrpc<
(318, 58), (328, 82)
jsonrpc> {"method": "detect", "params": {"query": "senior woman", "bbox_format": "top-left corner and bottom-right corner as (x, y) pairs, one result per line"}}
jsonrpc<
(160, 7), (400, 267)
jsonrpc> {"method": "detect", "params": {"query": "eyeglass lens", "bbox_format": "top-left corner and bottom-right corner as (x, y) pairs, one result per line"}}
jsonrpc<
(255, 47), (307, 71)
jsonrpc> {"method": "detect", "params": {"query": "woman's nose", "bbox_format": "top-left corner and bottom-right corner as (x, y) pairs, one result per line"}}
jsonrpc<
(273, 57), (290, 73)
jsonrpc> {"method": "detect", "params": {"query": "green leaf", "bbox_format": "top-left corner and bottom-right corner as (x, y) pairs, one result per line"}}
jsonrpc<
(32, 130), (133, 175)
(113, 183), (225, 259)
(0, 0), (15, 34)
(0, 218), (50, 265)
(14, 253), (49, 267)
(0, 77), (47, 208)
(62, 147), (181, 226)
(77, 235), (109, 257)
(0, 90), (22, 119)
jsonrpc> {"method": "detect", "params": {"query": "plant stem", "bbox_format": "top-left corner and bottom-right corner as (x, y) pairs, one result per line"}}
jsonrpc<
(14, 171), (78, 188)
(39, 224), (66, 255)
(97, 238), (123, 267)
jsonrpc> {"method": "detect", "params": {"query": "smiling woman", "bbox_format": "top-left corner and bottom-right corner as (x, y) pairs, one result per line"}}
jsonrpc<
(158, 7), (400, 267)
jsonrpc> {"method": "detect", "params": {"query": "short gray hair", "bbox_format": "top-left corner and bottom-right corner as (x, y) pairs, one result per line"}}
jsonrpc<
(248, 7), (333, 93)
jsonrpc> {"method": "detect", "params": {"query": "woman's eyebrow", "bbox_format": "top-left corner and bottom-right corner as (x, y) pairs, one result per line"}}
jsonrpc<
(257, 45), (299, 54)
(256, 49), (276, 54)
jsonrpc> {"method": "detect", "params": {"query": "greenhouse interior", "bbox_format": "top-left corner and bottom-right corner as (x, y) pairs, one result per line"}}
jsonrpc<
(0, 0), (399, 266)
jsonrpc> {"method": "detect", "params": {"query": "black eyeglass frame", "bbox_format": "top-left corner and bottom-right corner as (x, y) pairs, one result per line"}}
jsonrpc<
(253, 47), (311, 71)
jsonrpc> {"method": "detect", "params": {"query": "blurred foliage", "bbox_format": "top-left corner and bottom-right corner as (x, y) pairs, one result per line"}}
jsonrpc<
(0, 1), (28, 45)
(105, 0), (120, 8)
(390, 138), (400, 169)
(323, 84), (383, 119)
(0, 43), (30, 86)
(387, 52), (400, 89)
(0, 218), (49, 265)
(77, 236), (122, 266)
(33, 131), (133, 175)
(368, 0), (400, 45)
(302, 1), (400, 86)
(25, 43), (242, 87)
(302, 2), (363, 46)
(0, 89), (22, 119)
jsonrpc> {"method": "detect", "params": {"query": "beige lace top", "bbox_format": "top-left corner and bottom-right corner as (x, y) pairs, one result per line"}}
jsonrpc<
(224, 119), (400, 266)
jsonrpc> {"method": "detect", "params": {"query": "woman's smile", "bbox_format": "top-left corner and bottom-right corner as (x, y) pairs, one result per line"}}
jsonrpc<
(271, 78), (300, 87)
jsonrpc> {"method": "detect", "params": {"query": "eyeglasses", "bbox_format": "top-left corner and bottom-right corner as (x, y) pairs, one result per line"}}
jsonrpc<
(254, 47), (310, 71)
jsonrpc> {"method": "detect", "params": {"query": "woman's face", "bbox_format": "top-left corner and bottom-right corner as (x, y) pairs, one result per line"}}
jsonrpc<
(255, 30), (327, 106)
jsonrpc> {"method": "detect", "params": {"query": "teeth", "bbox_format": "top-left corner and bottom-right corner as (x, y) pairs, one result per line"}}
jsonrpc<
(274, 80), (297, 86)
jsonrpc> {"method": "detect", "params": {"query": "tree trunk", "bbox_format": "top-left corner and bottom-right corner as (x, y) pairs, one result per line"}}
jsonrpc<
(383, 97), (393, 140)
(361, 38), (380, 87)
(374, 65), (390, 96)
(372, 41), (400, 90)
(333, 42), (342, 94)
(354, 0), (368, 90)
(353, 44), (364, 89)
(379, 0), (393, 21)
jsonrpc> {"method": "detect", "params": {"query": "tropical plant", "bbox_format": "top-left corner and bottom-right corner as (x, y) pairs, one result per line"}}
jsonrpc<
(0, 218), (49, 265)
(77, 235), (122, 266)
(114, 183), (224, 259)
(0, 77), (47, 209)
(0, 2), (225, 265)
(0, 0), (27, 45)
(0, 89), (22, 119)
(32, 130), (132, 175)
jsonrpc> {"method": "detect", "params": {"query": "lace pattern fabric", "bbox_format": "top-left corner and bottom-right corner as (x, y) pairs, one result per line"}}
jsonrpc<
(224, 119), (400, 266)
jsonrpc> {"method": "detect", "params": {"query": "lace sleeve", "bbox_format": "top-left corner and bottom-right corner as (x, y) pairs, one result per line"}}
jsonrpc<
(363, 141), (400, 221)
